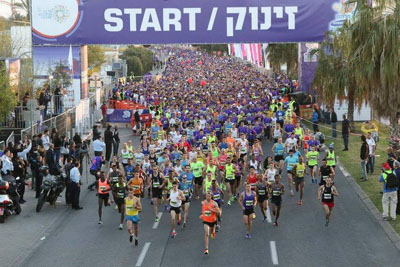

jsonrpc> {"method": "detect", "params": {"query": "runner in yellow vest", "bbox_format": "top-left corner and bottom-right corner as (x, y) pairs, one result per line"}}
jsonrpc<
(292, 157), (307, 205)
(326, 144), (336, 169)
(125, 188), (142, 246)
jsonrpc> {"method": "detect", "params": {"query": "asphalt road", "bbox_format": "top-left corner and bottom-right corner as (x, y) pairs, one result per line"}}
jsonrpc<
(1, 128), (399, 267)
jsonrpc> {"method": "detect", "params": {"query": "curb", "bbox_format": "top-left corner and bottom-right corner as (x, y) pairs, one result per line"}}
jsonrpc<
(337, 159), (400, 251)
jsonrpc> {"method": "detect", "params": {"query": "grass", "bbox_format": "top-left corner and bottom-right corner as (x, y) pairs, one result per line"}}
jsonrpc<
(302, 120), (400, 234)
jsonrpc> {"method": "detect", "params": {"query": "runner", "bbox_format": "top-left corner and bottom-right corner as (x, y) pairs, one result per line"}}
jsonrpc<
(306, 145), (320, 184)
(246, 166), (258, 191)
(239, 182), (258, 239)
(292, 156), (307, 205)
(209, 179), (224, 231)
(201, 190), (221, 255)
(125, 187), (142, 246)
(318, 176), (339, 226)
(224, 157), (236, 205)
(168, 181), (185, 238)
(128, 172), (144, 198)
(272, 137), (285, 174)
(179, 175), (193, 227)
(319, 158), (335, 186)
(285, 132), (298, 154)
(190, 157), (205, 199)
(96, 172), (111, 224)
(238, 133), (249, 169)
(284, 149), (299, 196)
(255, 173), (268, 221)
(269, 175), (285, 226)
(150, 166), (166, 222)
(265, 161), (278, 184)
(326, 144), (337, 169)
(202, 171), (214, 197)
(114, 175), (128, 229)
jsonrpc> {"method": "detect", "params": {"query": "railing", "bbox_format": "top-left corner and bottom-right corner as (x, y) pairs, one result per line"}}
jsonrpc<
(0, 131), (15, 151)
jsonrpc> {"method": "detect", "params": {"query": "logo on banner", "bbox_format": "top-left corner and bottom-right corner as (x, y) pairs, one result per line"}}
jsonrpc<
(32, 0), (81, 39)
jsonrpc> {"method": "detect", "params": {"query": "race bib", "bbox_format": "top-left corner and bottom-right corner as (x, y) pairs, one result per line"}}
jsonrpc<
(324, 194), (332, 200)
(258, 189), (266, 195)
(272, 190), (281, 196)
(245, 200), (253, 206)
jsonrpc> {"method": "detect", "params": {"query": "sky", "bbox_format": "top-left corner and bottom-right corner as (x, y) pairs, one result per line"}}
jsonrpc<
(0, 1), (27, 19)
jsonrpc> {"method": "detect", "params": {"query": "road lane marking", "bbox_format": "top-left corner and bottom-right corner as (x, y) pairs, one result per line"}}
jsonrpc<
(152, 212), (163, 229)
(270, 241), (279, 265)
(266, 208), (272, 223)
(136, 242), (151, 267)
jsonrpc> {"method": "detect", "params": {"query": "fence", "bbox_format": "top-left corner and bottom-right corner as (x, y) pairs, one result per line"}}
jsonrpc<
(20, 87), (106, 141)
(0, 131), (14, 151)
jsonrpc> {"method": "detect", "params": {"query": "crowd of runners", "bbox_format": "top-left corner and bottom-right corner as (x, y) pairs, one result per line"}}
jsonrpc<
(90, 47), (339, 254)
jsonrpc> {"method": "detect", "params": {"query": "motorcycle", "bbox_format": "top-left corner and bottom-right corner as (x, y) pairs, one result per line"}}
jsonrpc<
(0, 175), (22, 223)
(36, 170), (67, 212)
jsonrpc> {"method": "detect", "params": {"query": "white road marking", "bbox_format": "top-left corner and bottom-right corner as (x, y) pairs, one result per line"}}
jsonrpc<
(152, 212), (163, 229)
(270, 241), (279, 265)
(266, 208), (272, 223)
(135, 242), (151, 267)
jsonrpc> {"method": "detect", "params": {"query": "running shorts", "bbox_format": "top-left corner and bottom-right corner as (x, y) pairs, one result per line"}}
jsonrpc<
(322, 201), (334, 209)
(169, 206), (181, 214)
(126, 215), (140, 224)
(152, 188), (163, 199)
(274, 155), (284, 162)
(194, 176), (203, 186)
(243, 208), (255, 216)
(203, 221), (217, 228)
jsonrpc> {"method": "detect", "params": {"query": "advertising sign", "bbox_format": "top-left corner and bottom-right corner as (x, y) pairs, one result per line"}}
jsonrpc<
(32, 0), (338, 45)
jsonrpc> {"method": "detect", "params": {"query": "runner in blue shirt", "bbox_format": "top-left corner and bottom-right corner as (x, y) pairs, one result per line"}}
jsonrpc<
(284, 149), (299, 196)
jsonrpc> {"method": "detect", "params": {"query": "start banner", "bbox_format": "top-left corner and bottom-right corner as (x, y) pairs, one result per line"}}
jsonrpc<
(32, 0), (340, 45)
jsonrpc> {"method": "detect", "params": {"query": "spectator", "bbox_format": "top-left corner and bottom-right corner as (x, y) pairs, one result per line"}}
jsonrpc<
(104, 125), (114, 161)
(46, 144), (59, 175)
(113, 125), (120, 156)
(53, 132), (63, 168)
(93, 137), (106, 157)
(54, 86), (63, 114)
(379, 163), (397, 221)
(360, 135), (369, 182)
(73, 132), (82, 147)
(134, 110), (141, 134)
(330, 108), (337, 138)
(92, 125), (101, 140)
(366, 132), (376, 175)
(69, 161), (83, 210)
(101, 102), (107, 127)
(42, 130), (51, 151)
(1, 149), (14, 176)
(63, 157), (74, 205)
(312, 108), (319, 133)
(393, 161), (400, 215)
(342, 114), (350, 151)
(13, 156), (26, 203)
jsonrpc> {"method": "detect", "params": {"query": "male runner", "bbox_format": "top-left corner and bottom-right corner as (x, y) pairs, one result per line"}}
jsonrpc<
(96, 172), (111, 224)
(239, 182), (258, 239)
(168, 181), (185, 238)
(114, 175), (128, 229)
(191, 157), (205, 199)
(201, 191), (221, 255)
(269, 175), (285, 226)
(318, 177), (339, 226)
(179, 175), (193, 227)
(256, 173), (268, 221)
(306, 145), (320, 184)
(224, 157), (237, 205)
(125, 188), (142, 246)
(272, 137), (285, 174)
(150, 166), (166, 222)
(292, 156), (307, 205)
(209, 179), (224, 231)
(319, 158), (335, 186)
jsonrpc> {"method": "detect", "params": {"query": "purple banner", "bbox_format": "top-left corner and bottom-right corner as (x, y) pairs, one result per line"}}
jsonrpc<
(298, 43), (318, 93)
(106, 109), (132, 123)
(32, 0), (337, 45)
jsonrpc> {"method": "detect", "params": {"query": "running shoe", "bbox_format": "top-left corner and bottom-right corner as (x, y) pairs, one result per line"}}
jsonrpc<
(383, 217), (389, 221)
(230, 196), (235, 202)
(129, 235), (133, 243)
(290, 190), (294, 196)
(325, 219), (329, 227)
(183, 222), (186, 228)
(171, 230), (176, 238)
(164, 205), (168, 212)
(98, 221), (103, 225)
(135, 238), (138, 246)
(150, 200), (153, 205)
(155, 217), (159, 222)
(204, 249), (209, 255)
(115, 205), (118, 210)
(245, 233), (252, 239)
(298, 200), (303, 205)
(177, 217), (181, 225)
(216, 224), (220, 232)
(211, 231), (216, 239)
(274, 222), (279, 227)
(119, 224), (123, 230)
(263, 216), (267, 222)
(227, 200), (231, 206)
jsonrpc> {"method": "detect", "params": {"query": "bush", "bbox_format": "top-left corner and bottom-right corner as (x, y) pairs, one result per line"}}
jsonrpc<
(121, 46), (154, 77)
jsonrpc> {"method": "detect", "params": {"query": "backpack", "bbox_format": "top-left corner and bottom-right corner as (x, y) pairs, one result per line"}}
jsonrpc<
(385, 172), (399, 189)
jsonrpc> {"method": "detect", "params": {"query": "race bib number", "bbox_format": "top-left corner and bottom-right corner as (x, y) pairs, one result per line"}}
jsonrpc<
(258, 189), (266, 195)
(324, 193), (332, 200)
(213, 194), (220, 200)
(245, 200), (253, 206)
(204, 211), (212, 217)
(272, 190), (281, 196)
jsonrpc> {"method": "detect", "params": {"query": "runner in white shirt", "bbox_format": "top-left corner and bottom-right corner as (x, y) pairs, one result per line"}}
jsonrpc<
(285, 133), (298, 154)
(168, 181), (185, 238)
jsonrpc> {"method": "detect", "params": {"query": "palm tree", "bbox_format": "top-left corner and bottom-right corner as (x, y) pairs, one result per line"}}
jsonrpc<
(13, 0), (30, 22)
(266, 43), (298, 78)
(350, 0), (400, 134)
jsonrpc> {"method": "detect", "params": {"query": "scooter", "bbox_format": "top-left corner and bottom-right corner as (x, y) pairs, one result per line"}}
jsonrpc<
(0, 175), (22, 223)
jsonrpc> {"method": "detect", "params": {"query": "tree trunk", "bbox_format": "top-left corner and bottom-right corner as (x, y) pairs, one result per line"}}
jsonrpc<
(287, 60), (291, 78)
(347, 87), (355, 132)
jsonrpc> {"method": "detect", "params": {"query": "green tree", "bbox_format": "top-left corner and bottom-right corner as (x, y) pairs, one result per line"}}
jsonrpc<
(0, 65), (18, 122)
(121, 46), (154, 76)
(13, 0), (30, 22)
(192, 44), (228, 55)
(266, 43), (298, 78)
(126, 56), (144, 80)
(49, 62), (72, 92)
(88, 45), (105, 70)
